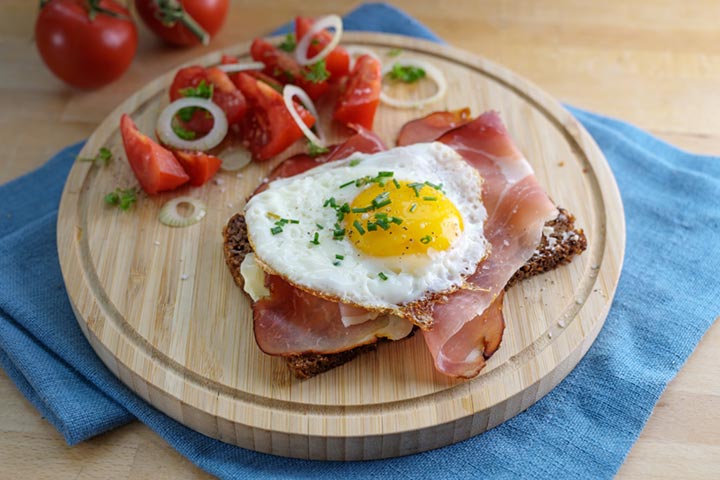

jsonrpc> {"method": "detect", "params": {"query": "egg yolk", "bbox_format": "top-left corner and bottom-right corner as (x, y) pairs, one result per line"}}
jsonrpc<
(345, 180), (464, 257)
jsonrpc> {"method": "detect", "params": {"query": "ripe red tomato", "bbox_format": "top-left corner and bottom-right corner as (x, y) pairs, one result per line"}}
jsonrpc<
(334, 55), (382, 130)
(172, 150), (222, 186)
(134, 0), (228, 47)
(295, 16), (350, 80)
(35, 0), (137, 89)
(233, 73), (315, 162)
(250, 38), (330, 100)
(120, 114), (189, 194)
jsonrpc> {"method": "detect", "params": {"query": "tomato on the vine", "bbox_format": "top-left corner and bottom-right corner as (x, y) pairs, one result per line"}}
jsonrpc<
(134, 0), (229, 47)
(35, 0), (137, 89)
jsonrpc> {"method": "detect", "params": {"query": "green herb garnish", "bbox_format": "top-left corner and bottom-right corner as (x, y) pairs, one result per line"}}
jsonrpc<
(179, 80), (213, 99)
(270, 226), (283, 235)
(279, 33), (296, 52)
(335, 254), (344, 260)
(78, 147), (113, 167)
(104, 187), (138, 211)
(316, 223), (325, 229)
(408, 182), (425, 197)
(420, 235), (432, 244)
(310, 232), (320, 245)
(387, 48), (403, 57)
(332, 227), (346, 240)
(378, 272), (388, 281)
(409, 203), (417, 213)
(349, 158), (361, 167)
(387, 63), (426, 83)
(423, 196), (438, 201)
(172, 124), (196, 140)
(308, 140), (329, 157)
(302, 59), (330, 83)
(340, 180), (356, 189)
(353, 220), (366, 235)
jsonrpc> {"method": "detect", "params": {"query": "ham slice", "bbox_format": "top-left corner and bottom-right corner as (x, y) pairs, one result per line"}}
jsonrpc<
(418, 112), (557, 378)
(252, 128), (412, 355)
(251, 111), (557, 379)
(396, 108), (472, 147)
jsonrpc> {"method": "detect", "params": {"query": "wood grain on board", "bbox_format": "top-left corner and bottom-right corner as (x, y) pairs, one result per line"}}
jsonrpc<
(1, 0), (719, 477)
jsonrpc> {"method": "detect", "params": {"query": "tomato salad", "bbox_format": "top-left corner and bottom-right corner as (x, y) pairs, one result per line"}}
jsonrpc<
(116, 14), (447, 217)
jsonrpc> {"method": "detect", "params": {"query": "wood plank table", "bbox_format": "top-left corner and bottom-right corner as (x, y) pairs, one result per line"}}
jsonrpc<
(1, 1), (718, 477)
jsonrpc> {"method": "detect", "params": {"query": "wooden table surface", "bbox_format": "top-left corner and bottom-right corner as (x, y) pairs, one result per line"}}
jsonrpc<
(1, 1), (718, 478)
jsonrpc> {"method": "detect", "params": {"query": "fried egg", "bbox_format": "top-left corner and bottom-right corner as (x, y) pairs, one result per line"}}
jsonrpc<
(243, 142), (489, 323)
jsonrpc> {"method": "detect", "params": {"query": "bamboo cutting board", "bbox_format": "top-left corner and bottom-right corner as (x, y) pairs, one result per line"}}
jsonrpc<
(57, 33), (624, 460)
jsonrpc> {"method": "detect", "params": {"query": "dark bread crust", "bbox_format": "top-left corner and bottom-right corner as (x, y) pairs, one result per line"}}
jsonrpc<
(222, 208), (586, 379)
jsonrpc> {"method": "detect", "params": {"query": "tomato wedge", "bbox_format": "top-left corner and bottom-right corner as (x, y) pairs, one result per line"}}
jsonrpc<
(233, 72), (315, 162)
(220, 54), (283, 92)
(172, 150), (222, 187)
(250, 38), (329, 100)
(333, 54), (382, 130)
(120, 114), (189, 194)
(295, 16), (350, 80)
(169, 65), (247, 126)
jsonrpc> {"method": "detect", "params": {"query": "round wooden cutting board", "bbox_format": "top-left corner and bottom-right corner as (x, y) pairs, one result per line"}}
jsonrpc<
(57, 33), (624, 460)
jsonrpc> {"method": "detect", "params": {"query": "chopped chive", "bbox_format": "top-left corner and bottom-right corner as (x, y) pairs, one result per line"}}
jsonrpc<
(333, 260), (341, 266)
(352, 206), (373, 213)
(378, 272), (388, 281)
(289, 219), (300, 224)
(316, 223), (324, 229)
(366, 222), (378, 231)
(267, 212), (281, 219)
(409, 203), (417, 213)
(339, 180), (355, 189)
(408, 182), (425, 197)
(390, 217), (403, 225)
(270, 226), (283, 235)
(378, 171), (394, 177)
(420, 235), (432, 244)
(323, 197), (337, 208)
(423, 196), (438, 201)
(310, 232), (320, 245)
(353, 220), (366, 235)
(335, 254), (344, 260)
(349, 158), (361, 167)
(424, 181), (443, 191)
(392, 178), (401, 189)
(333, 228), (346, 239)
(374, 199), (392, 209)
(340, 203), (350, 213)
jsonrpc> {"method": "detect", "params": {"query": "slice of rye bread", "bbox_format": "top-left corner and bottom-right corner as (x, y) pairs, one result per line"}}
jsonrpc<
(222, 208), (587, 379)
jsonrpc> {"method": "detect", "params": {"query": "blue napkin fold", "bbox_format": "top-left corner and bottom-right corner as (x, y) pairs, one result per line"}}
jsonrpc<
(2, 3), (719, 478)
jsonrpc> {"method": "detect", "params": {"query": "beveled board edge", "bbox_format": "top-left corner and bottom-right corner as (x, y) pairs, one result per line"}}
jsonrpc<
(57, 33), (625, 459)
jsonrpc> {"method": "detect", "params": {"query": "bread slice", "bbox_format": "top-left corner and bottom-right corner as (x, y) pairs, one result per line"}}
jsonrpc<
(223, 208), (586, 379)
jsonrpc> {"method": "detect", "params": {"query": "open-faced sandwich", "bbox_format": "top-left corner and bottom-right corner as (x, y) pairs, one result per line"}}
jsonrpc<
(223, 110), (586, 379)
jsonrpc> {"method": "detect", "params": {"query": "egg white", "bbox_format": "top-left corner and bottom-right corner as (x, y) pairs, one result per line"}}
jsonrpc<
(243, 142), (489, 315)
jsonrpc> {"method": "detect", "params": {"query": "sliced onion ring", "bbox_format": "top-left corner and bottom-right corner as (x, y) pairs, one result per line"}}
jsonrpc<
(380, 58), (448, 109)
(282, 84), (324, 146)
(158, 196), (207, 227)
(344, 46), (382, 70)
(294, 14), (343, 66)
(156, 97), (228, 151)
(217, 61), (266, 73)
(220, 148), (252, 171)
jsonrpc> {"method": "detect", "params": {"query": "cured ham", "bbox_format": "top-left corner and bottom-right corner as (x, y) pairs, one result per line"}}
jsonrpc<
(420, 112), (558, 377)
(249, 111), (557, 379)
(251, 128), (409, 355)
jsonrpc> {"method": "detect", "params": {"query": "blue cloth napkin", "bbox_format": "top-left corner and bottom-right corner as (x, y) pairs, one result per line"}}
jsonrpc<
(2, 3), (719, 478)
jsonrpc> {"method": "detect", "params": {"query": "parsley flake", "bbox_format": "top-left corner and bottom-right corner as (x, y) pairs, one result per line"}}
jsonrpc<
(78, 147), (113, 167)
(104, 187), (138, 211)
(308, 140), (329, 157)
(279, 33), (296, 52)
(301, 59), (330, 83)
(387, 63), (426, 83)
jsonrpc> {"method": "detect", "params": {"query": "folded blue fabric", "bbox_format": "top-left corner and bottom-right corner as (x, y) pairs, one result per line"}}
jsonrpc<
(1, 3), (719, 478)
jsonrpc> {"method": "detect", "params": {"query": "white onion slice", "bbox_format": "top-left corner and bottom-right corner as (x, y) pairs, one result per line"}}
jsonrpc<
(294, 14), (343, 66)
(156, 98), (228, 151)
(344, 46), (382, 70)
(282, 84), (324, 146)
(158, 196), (207, 227)
(216, 61), (266, 73)
(380, 58), (448, 109)
(220, 148), (252, 171)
